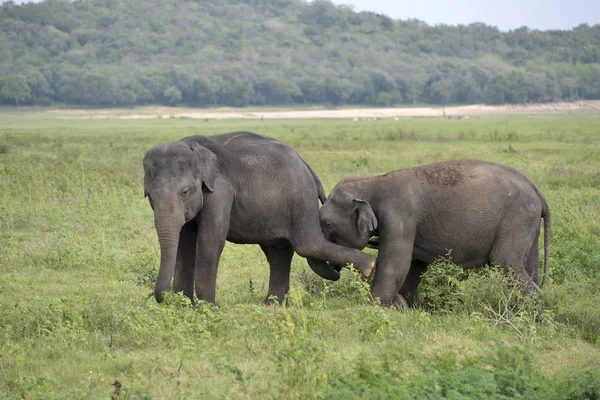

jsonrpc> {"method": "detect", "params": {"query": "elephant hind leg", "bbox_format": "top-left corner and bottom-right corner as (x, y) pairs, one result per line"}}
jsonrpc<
(490, 226), (541, 295)
(261, 244), (294, 304)
(173, 222), (197, 302)
(398, 260), (428, 309)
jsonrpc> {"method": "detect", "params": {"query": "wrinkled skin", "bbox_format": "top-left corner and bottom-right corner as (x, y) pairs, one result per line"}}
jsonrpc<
(143, 131), (376, 304)
(319, 160), (551, 308)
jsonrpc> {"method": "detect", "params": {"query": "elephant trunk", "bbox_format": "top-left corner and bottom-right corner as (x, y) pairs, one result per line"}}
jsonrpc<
(306, 258), (341, 281)
(153, 208), (184, 303)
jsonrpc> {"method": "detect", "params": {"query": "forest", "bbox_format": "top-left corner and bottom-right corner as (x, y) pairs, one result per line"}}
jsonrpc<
(1, 0), (600, 108)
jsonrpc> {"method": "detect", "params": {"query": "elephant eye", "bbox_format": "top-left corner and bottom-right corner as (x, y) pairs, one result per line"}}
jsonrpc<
(180, 188), (190, 198)
(322, 221), (333, 229)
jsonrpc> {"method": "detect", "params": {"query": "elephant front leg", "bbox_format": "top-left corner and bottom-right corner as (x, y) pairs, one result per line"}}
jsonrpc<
(173, 222), (197, 302)
(194, 198), (232, 304)
(370, 220), (416, 307)
(261, 244), (294, 304)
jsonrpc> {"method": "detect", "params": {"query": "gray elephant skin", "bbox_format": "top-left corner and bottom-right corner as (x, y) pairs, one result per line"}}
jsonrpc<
(143, 131), (376, 304)
(319, 160), (551, 307)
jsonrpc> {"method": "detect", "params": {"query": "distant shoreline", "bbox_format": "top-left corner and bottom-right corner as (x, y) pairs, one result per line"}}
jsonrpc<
(1, 101), (599, 120)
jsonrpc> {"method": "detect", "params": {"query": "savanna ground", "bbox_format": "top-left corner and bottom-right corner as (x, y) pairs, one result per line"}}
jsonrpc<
(0, 110), (599, 399)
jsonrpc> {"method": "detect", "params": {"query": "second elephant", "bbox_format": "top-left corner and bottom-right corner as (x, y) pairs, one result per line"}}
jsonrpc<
(319, 160), (551, 307)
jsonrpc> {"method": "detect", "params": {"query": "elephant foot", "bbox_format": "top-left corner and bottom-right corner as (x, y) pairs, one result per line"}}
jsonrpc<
(523, 280), (543, 298)
(371, 293), (407, 310)
(389, 294), (408, 310)
(264, 295), (286, 306)
(360, 258), (377, 282)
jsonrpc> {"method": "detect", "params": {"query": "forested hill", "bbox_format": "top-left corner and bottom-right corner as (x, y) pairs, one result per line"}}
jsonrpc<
(1, 0), (599, 108)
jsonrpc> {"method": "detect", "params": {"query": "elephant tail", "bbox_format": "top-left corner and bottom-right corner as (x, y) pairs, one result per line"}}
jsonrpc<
(301, 157), (327, 205)
(537, 188), (551, 288)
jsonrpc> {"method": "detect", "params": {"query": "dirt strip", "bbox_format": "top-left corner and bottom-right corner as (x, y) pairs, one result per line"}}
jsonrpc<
(40, 100), (600, 119)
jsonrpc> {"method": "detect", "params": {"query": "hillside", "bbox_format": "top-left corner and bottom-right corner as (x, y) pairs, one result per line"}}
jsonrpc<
(1, 0), (599, 107)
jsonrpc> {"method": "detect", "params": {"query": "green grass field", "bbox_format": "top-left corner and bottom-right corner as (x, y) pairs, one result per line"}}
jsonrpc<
(1, 112), (599, 399)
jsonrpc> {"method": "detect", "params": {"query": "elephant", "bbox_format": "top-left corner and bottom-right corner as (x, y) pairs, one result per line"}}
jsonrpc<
(318, 160), (551, 307)
(143, 131), (376, 304)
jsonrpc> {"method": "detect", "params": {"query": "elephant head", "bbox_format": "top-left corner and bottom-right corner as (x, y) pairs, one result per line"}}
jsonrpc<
(143, 141), (218, 302)
(319, 190), (378, 251)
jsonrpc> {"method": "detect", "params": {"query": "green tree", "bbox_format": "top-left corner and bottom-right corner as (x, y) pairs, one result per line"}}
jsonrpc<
(163, 86), (182, 106)
(485, 81), (507, 104)
(119, 90), (137, 108)
(1, 0), (600, 107)
(428, 79), (455, 105)
(23, 68), (54, 104)
(80, 73), (113, 106)
(255, 73), (300, 105)
(1, 74), (32, 107)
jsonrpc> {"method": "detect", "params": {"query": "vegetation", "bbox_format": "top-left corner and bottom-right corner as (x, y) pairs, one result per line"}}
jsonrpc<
(0, 73), (31, 107)
(0, 111), (599, 398)
(1, 0), (599, 108)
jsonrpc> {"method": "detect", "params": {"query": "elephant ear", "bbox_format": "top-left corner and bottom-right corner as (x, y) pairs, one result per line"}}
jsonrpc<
(190, 142), (219, 192)
(353, 199), (377, 238)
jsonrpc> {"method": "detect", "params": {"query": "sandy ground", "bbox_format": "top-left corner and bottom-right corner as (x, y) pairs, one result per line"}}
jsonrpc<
(42, 100), (600, 120)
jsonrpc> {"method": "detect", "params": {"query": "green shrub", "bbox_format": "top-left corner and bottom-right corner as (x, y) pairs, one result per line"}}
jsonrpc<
(544, 279), (600, 343)
(550, 236), (600, 284)
(272, 334), (326, 394)
(419, 255), (469, 312)
(550, 365), (600, 399)
(0, 140), (9, 154)
(419, 258), (549, 342)
(325, 345), (600, 399)
(327, 266), (373, 304)
(124, 251), (159, 289)
(294, 266), (372, 308)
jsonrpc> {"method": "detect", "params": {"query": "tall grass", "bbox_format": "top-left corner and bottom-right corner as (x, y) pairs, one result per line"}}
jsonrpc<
(0, 113), (599, 398)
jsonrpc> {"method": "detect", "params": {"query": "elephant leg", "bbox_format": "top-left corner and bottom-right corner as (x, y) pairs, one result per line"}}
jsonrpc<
(261, 244), (294, 304)
(370, 216), (417, 307)
(173, 222), (197, 302)
(524, 232), (540, 286)
(194, 197), (232, 304)
(399, 260), (428, 309)
(490, 225), (541, 295)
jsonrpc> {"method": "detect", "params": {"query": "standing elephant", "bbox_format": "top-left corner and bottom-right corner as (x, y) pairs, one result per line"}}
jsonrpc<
(143, 131), (375, 304)
(318, 160), (551, 307)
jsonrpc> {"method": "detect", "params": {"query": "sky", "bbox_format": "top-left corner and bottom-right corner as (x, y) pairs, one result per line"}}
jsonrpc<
(329, 0), (600, 31)
(3, 0), (600, 31)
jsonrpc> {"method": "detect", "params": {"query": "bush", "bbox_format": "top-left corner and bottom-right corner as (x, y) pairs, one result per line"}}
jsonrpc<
(294, 266), (372, 307)
(419, 257), (549, 342)
(544, 279), (600, 343)
(325, 344), (600, 399)
(327, 266), (372, 304)
(419, 255), (469, 312)
(0, 140), (9, 154)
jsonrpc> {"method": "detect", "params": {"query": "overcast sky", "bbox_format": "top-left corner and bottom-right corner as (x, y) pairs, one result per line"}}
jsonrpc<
(3, 0), (600, 31)
(329, 0), (600, 31)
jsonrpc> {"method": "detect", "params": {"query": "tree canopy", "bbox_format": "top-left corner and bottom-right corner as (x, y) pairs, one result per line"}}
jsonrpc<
(1, 0), (599, 107)
(0, 73), (31, 106)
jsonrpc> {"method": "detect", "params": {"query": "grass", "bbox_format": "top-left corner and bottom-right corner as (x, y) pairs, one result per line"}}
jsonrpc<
(0, 112), (599, 398)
